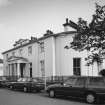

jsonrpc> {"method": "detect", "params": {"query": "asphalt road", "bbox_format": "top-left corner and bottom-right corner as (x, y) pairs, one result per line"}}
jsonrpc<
(0, 88), (100, 105)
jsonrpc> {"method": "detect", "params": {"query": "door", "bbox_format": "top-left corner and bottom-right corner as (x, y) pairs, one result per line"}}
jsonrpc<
(20, 63), (25, 77)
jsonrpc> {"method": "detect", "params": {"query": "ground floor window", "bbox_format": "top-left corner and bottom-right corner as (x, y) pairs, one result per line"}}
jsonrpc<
(73, 58), (81, 76)
(40, 60), (45, 77)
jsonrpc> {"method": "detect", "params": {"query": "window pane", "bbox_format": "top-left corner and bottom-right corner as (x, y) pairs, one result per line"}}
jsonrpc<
(73, 58), (76, 67)
(12, 52), (15, 56)
(40, 42), (44, 52)
(76, 58), (80, 67)
(40, 60), (45, 77)
(73, 58), (81, 76)
(28, 46), (32, 55)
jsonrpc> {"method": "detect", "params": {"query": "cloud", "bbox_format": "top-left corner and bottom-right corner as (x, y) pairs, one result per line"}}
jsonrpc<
(0, 0), (11, 7)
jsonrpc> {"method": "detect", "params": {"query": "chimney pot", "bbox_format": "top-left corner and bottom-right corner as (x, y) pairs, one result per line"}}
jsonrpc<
(66, 18), (69, 24)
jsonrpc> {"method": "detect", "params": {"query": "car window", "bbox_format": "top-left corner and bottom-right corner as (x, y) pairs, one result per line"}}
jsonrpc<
(17, 78), (23, 82)
(32, 79), (38, 82)
(89, 77), (105, 86)
(22, 78), (27, 82)
(27, 78), (31, 82)
(75, 77), (86, 86)
(64, 78), (77, 85)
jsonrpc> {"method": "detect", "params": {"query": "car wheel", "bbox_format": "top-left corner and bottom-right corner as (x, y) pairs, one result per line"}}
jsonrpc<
(49, 90), (55, 98)
(86, 93), (96, 104)
(23, 87), (28, 92)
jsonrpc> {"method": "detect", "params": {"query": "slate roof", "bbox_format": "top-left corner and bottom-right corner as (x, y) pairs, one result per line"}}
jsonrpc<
(2, 31), (76, 54)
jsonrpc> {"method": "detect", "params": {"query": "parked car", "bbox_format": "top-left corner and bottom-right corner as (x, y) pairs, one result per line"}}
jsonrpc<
(8, 77), (45, 92)
(0, 77), (10, 88)
(46, 76), (105, 104)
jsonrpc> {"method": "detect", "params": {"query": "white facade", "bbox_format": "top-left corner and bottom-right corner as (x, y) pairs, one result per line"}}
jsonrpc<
(2, 21), (102, 78)
(0, 63), (3, 76)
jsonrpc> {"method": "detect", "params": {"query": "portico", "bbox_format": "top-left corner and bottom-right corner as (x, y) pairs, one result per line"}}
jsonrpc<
(7, 56), (29, 77)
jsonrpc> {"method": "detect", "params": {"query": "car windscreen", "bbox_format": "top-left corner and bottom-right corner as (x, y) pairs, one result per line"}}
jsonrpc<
(64, 77), (77, 85)
(32, 79), (38, 82)
(22, 78), (27, 82)
(17, 78), (23, 82)
(22, 78), (31, 82)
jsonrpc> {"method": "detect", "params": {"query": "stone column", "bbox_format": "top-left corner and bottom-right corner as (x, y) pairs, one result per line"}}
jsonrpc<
(15, 63), (17, 76)
(17, 63), (20, 77)
(9, 64), (10, 76)
(14, 63), (16, 76)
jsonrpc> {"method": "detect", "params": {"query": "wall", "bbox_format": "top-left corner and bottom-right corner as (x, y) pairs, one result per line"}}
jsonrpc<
(0, 63), (3, 76)
(40, 36), (55, 77)
(3, 33), (101, 77)
(55, 33), (99, 76)
(3, 42), (39, 77)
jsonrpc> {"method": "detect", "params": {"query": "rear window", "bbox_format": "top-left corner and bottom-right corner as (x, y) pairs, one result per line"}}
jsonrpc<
(89, 77), (105, 86)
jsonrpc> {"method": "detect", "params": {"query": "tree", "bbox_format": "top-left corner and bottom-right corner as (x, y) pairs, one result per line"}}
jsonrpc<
(65, 3), (105, 73)
(99, 69), (105, 76)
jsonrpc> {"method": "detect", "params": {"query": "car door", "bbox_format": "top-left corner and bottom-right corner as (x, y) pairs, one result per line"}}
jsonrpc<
(14, 82), (24, 90)
(70, 77), (87, 98)
(55, 77), (77, 96)
(15, 78), (27, 90)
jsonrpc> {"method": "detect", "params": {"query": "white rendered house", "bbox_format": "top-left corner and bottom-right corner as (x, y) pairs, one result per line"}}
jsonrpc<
(2, 19), (102, 79)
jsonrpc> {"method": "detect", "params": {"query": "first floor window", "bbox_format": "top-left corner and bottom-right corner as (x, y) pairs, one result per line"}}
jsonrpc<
(40, 42), (44, 53)
(12, 52), (15, 56)
(28, 46), (32, 55)
(73, 58), (81, 76)
(19, 49), (23, 56)
(6, 54), (8, 60)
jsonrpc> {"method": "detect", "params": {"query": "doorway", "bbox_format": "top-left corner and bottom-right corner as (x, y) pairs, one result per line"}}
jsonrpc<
(20, 63), (25, 77)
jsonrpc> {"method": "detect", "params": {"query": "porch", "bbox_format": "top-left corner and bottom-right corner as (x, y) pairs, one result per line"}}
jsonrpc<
(7, 56), (31, 78)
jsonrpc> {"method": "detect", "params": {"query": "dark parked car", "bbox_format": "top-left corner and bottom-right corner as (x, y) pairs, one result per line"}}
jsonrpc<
(8, 77), (45, 92)
(0, 77), (9, 88)
(46, 76), (105, 104)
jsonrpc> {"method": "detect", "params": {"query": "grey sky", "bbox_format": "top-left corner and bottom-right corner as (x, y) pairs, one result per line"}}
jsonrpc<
(0, 0), (105, 58)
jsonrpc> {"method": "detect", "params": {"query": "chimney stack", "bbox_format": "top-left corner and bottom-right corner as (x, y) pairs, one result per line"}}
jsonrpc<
(44, 30), (53, 36)
(63, 18), (75, 32)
